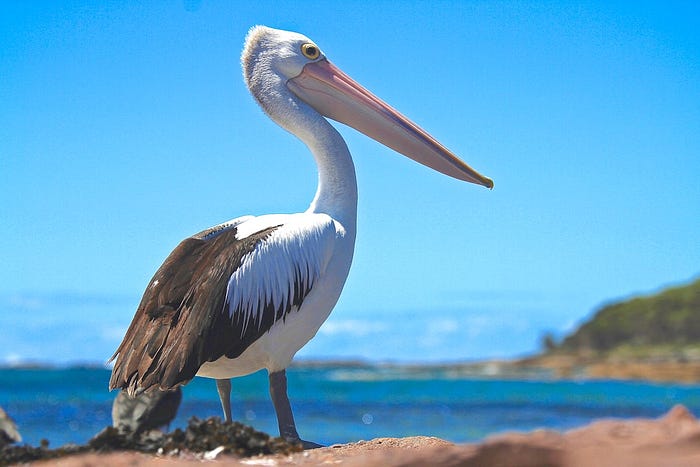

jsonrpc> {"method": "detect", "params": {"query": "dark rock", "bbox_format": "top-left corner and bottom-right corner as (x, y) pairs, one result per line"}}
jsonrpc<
(112, 388), (182, 433)
(0, 416), (300, 465)
(0, 407), (21, 447)
(91, 416), (301, 457)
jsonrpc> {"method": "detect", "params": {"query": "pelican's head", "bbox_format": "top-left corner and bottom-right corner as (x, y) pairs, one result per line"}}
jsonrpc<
(243, 26), (325, 90)
(241, 26), (493, 189)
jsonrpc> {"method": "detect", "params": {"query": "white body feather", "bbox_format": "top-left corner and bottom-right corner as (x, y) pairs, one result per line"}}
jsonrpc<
(197, 212), (355, 378)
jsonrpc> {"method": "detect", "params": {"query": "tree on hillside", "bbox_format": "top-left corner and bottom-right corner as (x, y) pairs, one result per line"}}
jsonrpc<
(554, 277), (700, 353)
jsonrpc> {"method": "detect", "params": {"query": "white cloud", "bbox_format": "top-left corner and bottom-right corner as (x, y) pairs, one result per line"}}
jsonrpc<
(5, 294), (45, 310)
(318, 319), (387, 337)
(428, 319), (459, 334)
(100, 325), (129, 342)
(2, 353), (25, 366)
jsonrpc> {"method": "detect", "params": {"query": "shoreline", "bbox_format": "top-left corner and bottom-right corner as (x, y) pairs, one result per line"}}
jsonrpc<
(3, 355), (700, 385)
(513, 354), (700, 384)
(296, 355), (700, 384)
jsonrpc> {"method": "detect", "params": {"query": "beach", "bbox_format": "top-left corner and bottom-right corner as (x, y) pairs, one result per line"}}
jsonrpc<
(17, 405), (700, 466)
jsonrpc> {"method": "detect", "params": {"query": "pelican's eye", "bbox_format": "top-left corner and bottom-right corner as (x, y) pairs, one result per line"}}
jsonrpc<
(301, 43), (320, 60)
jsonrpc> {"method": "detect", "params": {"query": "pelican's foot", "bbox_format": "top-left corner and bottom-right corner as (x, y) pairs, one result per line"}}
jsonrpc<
(286, 437), (323, 450)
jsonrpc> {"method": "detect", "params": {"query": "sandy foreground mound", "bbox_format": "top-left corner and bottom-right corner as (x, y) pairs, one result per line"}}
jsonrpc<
(27, 405), (700, 467)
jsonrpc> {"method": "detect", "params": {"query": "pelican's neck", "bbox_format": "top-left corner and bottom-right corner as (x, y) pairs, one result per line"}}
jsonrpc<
(305, 118), (358, 228)
(266, 97), (358, 231)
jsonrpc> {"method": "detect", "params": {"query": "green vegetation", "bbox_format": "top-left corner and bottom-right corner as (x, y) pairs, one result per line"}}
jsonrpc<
(552, 277), (700, 356)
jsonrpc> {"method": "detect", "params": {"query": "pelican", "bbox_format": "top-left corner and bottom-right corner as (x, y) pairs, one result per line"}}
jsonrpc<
(109, 25), (493, 447)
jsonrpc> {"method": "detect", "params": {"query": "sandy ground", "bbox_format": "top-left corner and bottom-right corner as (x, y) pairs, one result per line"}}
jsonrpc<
(26, 405), (700, 467)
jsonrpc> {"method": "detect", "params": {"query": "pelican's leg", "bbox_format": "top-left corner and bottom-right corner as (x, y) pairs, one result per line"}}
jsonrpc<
(215, 378), (232, 423)
(269, 370), (321, 449)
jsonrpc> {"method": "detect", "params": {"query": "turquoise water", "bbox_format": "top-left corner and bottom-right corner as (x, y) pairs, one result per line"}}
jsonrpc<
(1, 365), (699, 448)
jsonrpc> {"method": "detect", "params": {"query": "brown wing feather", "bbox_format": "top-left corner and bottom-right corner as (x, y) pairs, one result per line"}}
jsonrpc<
(109, 225), (279, 395)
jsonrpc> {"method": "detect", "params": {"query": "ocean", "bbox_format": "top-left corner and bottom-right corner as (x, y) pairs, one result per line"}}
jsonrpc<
(2, 364), (699, 448)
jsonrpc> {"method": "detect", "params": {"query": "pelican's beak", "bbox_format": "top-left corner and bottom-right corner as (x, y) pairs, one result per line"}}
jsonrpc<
(287, 59), (493, 188)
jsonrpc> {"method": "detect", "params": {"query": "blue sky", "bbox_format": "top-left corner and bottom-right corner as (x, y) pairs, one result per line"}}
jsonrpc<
(1, 1), (699, 365)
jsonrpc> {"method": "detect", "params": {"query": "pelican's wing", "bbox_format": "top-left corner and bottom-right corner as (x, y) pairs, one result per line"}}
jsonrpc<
(192, 215), (255, 240)
(109, 214), (337, 394)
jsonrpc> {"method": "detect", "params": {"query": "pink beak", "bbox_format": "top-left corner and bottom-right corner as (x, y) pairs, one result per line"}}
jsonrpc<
(286, 59), (493, 188)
